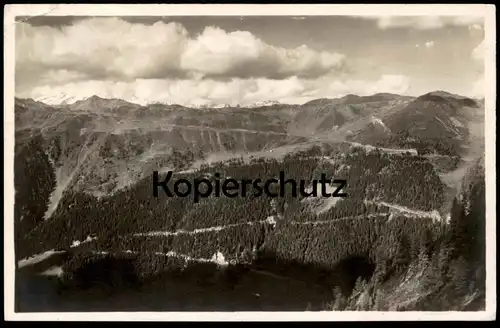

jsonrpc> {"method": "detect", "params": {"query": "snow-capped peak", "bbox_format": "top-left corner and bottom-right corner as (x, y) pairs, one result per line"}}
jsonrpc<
(35, 94), (80, 106)
(34, 95), (285, 109)
(247, 100), (282, 108)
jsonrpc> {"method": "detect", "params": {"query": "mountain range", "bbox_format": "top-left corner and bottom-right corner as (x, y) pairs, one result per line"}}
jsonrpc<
(14, 91), (486, 311)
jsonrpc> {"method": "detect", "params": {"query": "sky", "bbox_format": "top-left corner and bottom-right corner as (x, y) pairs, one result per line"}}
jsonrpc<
(15, 15), (485, 106)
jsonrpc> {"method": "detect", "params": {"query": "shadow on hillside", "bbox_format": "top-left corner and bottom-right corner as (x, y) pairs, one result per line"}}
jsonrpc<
(16, 250), (376, 312)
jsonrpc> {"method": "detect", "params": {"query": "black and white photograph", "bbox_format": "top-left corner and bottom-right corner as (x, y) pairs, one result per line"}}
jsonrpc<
(4, 4), (496, 321)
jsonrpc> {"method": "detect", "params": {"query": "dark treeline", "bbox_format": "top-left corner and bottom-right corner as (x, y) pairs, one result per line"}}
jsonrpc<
(14, 133), (56, 261)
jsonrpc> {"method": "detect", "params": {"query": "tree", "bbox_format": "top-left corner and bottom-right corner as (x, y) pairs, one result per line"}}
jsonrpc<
(373, 290), (385, 311)
(332, 286), (347, 310)
(393, 234), (411, 270)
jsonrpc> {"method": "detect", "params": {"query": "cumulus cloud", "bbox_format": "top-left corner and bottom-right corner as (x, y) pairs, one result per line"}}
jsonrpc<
(181, 27), (345, 79)
(16, 17), (414, 106)
(16, 17), (345, 86)
(471, 76), (484, 99)
(468, 23), (483, 31)
(368, 74), (411, 95)
(471, 40), (485, 98)
(472, 40), (485, 62)
(20, 74), (411, 107)
(364, 15), (484, 30)
(16, 18), (189, 86)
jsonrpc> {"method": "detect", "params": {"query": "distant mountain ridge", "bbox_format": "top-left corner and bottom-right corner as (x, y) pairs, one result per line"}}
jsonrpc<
(16, 90), (481, 110)
(13, 90), (483, 203)
(13, 89), (486, 311)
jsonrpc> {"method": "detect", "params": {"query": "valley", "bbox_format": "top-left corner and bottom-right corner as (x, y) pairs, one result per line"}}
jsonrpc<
(14, 91), (486, 311)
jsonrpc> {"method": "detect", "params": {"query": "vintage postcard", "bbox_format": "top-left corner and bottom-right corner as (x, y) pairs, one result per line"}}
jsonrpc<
(4, 4), (496, 321)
